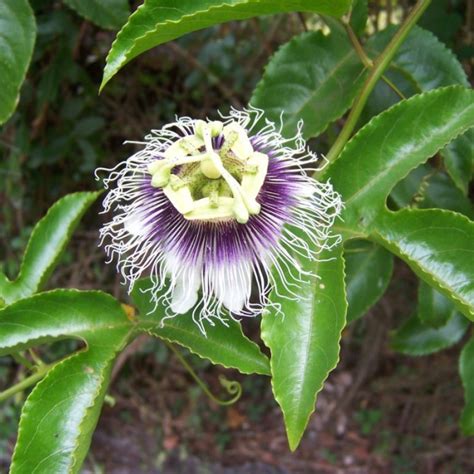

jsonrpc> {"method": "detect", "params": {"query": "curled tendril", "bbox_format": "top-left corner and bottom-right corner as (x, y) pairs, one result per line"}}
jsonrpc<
(166, 341), (242, 406)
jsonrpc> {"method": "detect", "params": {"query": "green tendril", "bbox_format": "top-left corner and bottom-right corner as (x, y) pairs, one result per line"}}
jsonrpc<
(166, 341), (242, 406)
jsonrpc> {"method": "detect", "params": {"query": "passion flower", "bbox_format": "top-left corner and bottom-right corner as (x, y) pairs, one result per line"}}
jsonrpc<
(96, 108), (342, 332)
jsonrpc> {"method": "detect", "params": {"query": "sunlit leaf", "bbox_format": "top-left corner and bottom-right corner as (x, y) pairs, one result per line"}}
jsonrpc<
(366, 26), (472, 194)
(325, 87), (474, 232)
(373, 208), (474, 320)
(101, 0), (352, 90)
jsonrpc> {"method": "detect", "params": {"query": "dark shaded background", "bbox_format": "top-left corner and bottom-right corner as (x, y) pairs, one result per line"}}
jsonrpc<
(1, 1), (473, 472)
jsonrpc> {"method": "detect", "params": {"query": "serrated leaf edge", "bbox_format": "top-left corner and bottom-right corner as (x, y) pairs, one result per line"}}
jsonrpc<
(251, 30), (367, 139)
(372, 208), (474, 319)
(328, 85), (473, 171)
(143, 323), (270, 376)
(3, 192), (101, 302)
(70, 329), (133, 473)
(0, 289), (132, 355)
(261, 247), (347, 450)
(101, 0), (351, 90)
(330, 86), (474, 212)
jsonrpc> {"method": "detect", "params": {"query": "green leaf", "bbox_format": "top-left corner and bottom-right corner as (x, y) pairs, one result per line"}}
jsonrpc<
(442, 129), (474, 195)
(132, 278), (270, 376)
(62, 0), (130, 30)
(391, 312), (468, 356)
(100, 0), (352, 90)
(366, 26), (472, 194)
(350, 0), (368, 36)
(344, 240), (393, 323)
(372, 208), (474, 320)
(0, 0), (36, 124)
(418, 281), (457, 329)
(0, 290), (134, 474)
(369, 26), (468, 90)
(389, 164), (474, 219)
(460, 337), (474, 435)
(325, 87), (474, 231)
(0, 192), (100, 305)
(250, 29), (366, 139)
(261, 245), (347, 450)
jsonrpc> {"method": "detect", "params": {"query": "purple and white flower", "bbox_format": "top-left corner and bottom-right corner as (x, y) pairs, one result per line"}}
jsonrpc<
(96, 107), (342, 332)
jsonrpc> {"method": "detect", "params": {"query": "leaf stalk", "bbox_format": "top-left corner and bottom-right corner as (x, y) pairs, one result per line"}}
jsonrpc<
(0, 362), (53, 403)
(323, 0), (432, 169)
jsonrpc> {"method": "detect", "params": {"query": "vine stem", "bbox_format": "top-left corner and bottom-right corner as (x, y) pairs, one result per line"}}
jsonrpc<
(0, 363), (53, 403)
(323, 0), (431, 169)
(11, 352), (34, 370)
(343, 22), (405, 100)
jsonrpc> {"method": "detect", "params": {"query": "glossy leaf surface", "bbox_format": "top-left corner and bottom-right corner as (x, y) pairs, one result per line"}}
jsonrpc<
(0, 0), (36, 124)
(0, 192), (100, 305)
(391, 312), (468, 356)
(344, 240), (393, 323)
(373, 209), (474, 320)
(366, 26), (472, 194)
(132, 279), (270, 376)
(261, 245), (346, 450)
(460, 337), (474, 435)
(251, 29), (366, 138)
(326, 87), (474, 230)
(101, 0), (352, 90)
(1, 291), (133, 474)
(63, 0), (130, 30)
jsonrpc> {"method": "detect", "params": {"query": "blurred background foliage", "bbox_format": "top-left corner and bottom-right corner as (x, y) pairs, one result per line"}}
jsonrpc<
(0, 0), (473, 472)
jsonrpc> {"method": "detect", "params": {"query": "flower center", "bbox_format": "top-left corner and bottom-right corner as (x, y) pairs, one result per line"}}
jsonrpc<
(147, 120), (269, 224)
